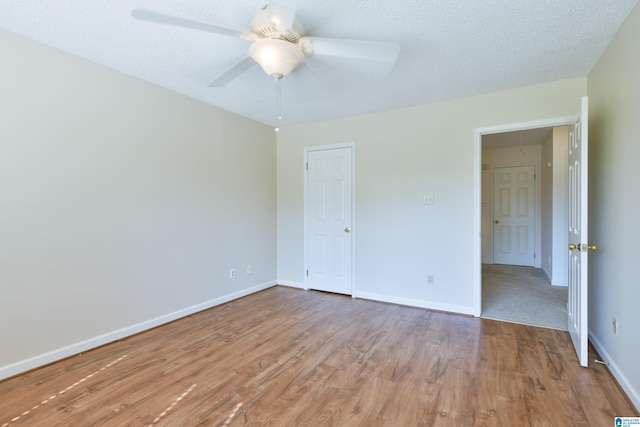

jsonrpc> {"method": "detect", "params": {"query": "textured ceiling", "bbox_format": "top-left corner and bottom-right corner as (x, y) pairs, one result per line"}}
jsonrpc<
(0, 1), (637, 127)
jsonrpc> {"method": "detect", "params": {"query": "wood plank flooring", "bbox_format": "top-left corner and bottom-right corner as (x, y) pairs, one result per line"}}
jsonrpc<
(0, 286), (636, 426)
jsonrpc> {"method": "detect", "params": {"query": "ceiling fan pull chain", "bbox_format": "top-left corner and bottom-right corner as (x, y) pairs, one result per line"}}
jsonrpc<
(274, 76), (283, 132)
(276, 76), (282, 120)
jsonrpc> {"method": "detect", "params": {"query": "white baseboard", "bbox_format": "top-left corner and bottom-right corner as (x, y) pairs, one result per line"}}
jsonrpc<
(0, 280), (277, 381)
(277, 280), (306, 289)
(355, 291), (475, 316)
(277, 286), (474, 316)
(550, 271), (567, 287)
(589, 330), (640, 412)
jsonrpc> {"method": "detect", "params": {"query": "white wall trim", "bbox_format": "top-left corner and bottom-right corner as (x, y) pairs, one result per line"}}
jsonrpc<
(355, 291), (475, 316)
(589, 330), (640, 411)
(551, 278), (568, 287)
(478, 116), (576, 136)
(473, 130), (483, 316)
(474, 115), (576, 317)
(0, 280), (277, 381)
(277, 280), (305, 289)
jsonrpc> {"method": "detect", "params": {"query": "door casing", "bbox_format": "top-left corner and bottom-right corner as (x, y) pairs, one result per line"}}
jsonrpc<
(474, 116), (575, 317)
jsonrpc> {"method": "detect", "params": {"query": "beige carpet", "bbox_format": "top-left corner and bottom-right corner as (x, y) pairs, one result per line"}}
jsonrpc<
(481, 264), (568, 330)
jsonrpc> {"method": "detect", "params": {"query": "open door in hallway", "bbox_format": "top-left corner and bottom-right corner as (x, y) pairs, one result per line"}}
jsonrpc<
(568, 96), (591, 367)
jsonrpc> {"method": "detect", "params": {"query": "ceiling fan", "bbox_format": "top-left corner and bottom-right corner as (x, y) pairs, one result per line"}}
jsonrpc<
(131, 3), (401, 87)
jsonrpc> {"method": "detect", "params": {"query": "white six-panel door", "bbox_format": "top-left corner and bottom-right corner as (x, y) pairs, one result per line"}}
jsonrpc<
(304, 146), (354, 295)
(493, 166), (536, 266)
(568, 96), (590, 367)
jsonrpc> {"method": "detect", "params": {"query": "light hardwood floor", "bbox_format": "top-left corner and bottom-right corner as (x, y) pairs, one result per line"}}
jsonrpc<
(0, 286), (636, 426)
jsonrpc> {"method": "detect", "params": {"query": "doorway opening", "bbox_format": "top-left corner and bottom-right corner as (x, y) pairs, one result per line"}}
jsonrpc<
(473, 118), (574, 329)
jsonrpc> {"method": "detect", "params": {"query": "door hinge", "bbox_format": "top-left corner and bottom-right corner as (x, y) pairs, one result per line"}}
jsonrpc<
(306, 269), (309, 277)
(534, 173), (537, 180)
(534, 252), (536, 258)
(306, 162), (308, 171)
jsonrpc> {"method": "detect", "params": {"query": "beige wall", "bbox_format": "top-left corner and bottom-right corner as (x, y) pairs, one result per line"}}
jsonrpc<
(277, 78), (586, 314)
(0, 30), (277, 374)
(587, 2), (640, 409)
(551, 127), (569, 285)
(540, 126), (569, 285)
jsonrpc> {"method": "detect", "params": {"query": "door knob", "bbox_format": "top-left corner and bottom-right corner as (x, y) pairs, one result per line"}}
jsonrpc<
(569, 243), (598, 251)
(494, 220), (499, 224)
(344, 227), (351, 233)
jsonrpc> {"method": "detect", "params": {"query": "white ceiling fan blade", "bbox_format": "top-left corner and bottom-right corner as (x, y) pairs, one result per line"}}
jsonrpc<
(132, 9), (245, 39)
(305, 54), (397, 77)
(304, 37), (400, 65)
(208, 57), (256, 87)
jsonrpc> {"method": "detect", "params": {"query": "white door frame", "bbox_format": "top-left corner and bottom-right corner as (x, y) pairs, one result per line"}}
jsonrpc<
(303, 142), (356, 296)
(473, 116), (574, 317)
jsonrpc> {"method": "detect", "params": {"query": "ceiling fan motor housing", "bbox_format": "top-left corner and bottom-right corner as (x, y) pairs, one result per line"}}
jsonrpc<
(250, 6), (303, 43)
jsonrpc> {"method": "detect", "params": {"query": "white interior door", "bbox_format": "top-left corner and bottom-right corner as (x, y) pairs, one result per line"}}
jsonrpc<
(493, 166), (536, 266)
(305, 146), (354, 295)
(568, 96), (589, 367)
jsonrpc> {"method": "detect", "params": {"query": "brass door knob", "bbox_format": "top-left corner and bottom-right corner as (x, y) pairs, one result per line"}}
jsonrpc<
(569, 243), (598, 251)
(494, 220), (499, 224)
(344, 227), (351, 233)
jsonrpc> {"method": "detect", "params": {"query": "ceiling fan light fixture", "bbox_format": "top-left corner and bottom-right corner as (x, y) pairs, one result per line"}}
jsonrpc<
(249, 38), (304, 79)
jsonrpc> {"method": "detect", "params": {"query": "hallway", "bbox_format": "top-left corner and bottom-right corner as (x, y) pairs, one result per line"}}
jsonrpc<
(481, 264), (568, 330)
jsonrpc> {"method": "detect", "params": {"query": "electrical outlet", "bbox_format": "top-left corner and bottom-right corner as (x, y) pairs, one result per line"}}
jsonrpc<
(229, 268), (236, 279)
(427, 274), (435, 285)
(612, 317), (618, 335)
(246, 265), (252, 275)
